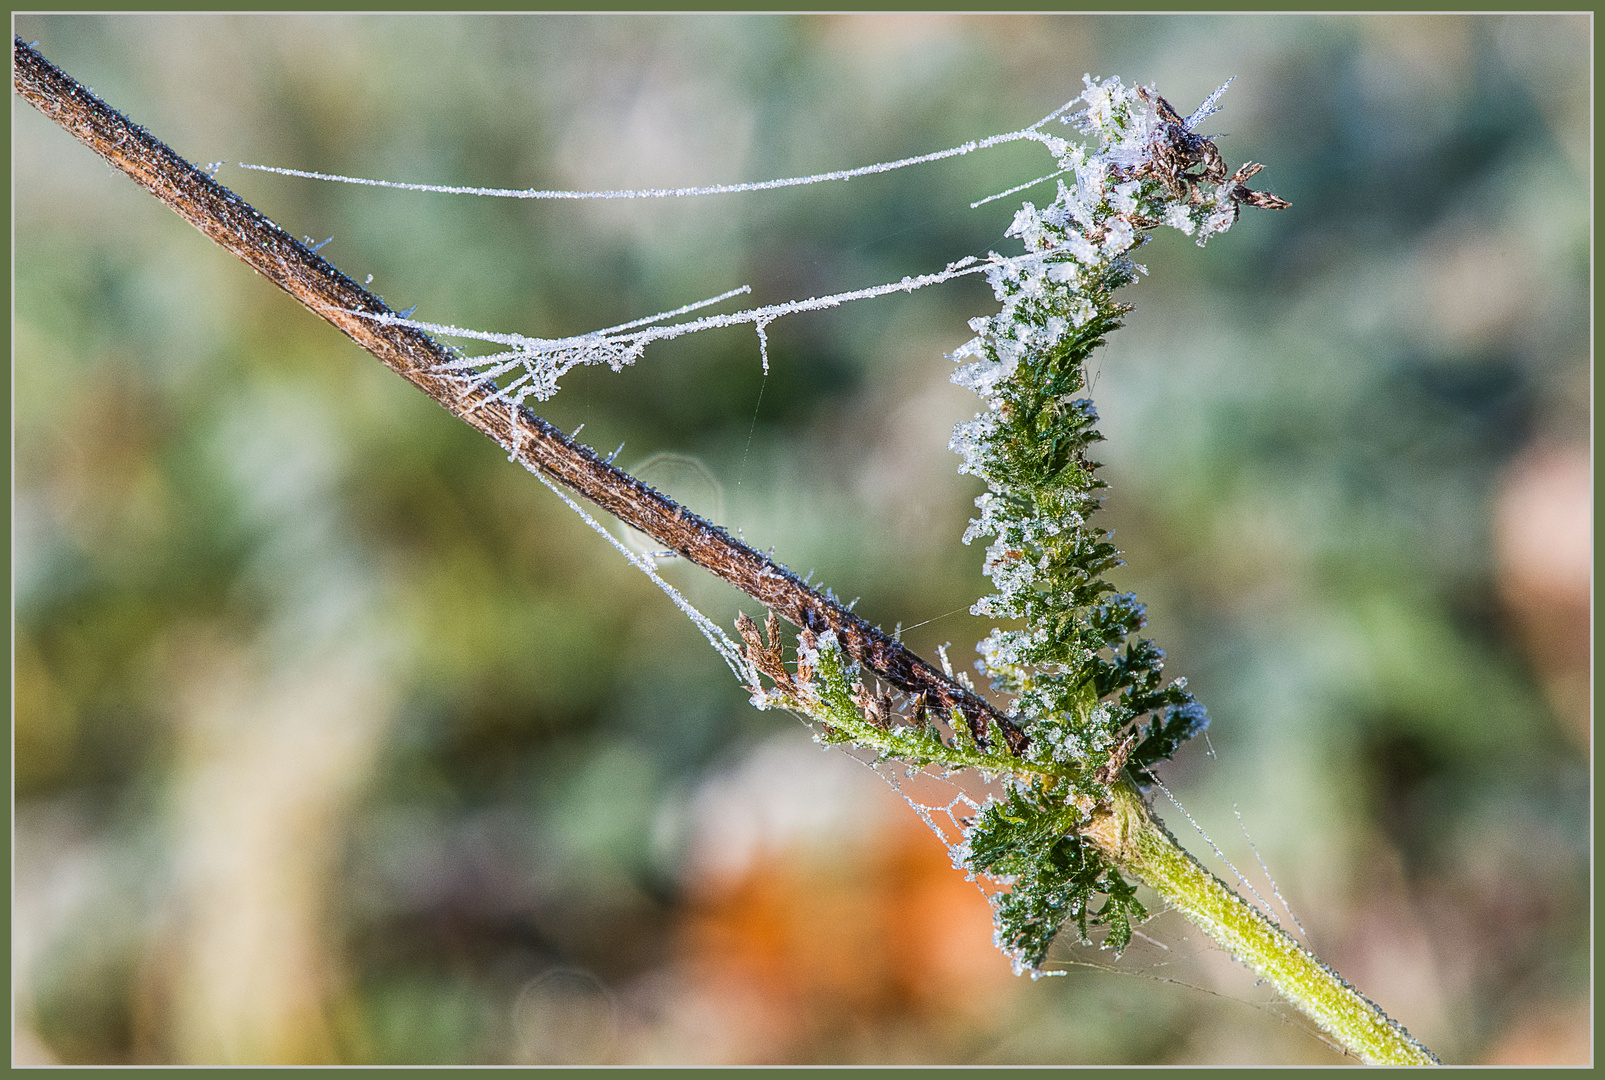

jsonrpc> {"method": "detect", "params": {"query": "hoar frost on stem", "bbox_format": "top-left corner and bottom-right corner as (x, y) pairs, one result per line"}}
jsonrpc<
(743, 74), (1288, 975)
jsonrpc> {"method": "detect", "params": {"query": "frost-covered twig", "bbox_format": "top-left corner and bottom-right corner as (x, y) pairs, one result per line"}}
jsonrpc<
(10, 35), (1022, 756)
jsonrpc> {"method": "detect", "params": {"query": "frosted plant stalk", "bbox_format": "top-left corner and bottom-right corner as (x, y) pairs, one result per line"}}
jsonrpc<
(747, 71), (1293, 974)
(731, 75), (1433, 1065)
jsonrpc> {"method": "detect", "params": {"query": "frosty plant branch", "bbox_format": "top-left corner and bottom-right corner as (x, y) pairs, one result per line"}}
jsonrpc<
(17, 38), (1437, 1065)
(733, 78), (1432, 1066)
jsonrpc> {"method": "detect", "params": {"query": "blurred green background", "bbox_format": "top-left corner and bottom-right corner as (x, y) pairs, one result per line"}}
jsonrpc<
(12, 13), (1590, 1066)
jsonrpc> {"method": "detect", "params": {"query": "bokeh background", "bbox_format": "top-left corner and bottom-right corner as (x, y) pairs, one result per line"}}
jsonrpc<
(12, 13), (1590, 1066)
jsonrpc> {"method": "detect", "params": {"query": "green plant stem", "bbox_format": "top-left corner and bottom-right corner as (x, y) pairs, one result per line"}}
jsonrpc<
(777, 642), (1438, 1064)
(1084, 780), (1440, 1065)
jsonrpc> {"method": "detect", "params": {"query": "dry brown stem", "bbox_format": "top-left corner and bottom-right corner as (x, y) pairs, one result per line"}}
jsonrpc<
(13, 36), (1027, 754)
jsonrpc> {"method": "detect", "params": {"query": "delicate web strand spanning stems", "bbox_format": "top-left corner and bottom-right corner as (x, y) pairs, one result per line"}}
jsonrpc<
(368, 253), (1029, 388)
(1152, 777), (1280, 929)
(8, 36), (1022, 755)
(588, 284), (752, 336)
(970, 168), (1069, 209)
(236, 101), (1081, 200)
(519, 455), (748, 682)
(1084, 783), (1439, 1066)
(370, 256), (991, 350)
(1234, 803), (1308, 939)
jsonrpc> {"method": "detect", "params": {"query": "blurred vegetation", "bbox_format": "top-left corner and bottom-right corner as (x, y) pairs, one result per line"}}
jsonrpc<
(13, 13), (1590, 1066)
